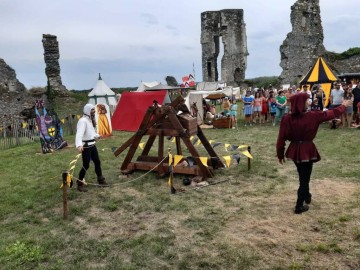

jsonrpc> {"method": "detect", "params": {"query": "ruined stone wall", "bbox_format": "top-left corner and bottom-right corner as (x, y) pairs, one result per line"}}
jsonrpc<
(280, 0), (325, 85)
(201, 9), (248, 86)
(280, 0), (360, 84)
(0, 58), (26, 93)
(42, 34), (67, 94)
(326, 54), (360, 76)
(0, 58), (33, 116)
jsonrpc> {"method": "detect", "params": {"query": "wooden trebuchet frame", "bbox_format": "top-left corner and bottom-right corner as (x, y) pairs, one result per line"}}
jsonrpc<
(113, 96), (225, 180)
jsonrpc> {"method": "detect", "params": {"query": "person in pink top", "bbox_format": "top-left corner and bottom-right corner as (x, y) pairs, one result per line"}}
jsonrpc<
(253, 92), (262, 124)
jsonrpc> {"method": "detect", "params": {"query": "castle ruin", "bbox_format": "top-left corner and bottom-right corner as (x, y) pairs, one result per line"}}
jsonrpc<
(279, 0), (325, 85)
(201, 9), (248, 86)
(42, 34), (68, 94)
(280, 0), (360, 85)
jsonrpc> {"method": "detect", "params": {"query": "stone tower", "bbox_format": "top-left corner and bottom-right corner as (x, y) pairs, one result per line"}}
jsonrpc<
(201, 9), (248, 86)
(42, 34), (67, 94)
(279, 0), (325, 85)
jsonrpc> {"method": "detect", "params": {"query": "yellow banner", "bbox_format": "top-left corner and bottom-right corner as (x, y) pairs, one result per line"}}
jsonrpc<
(66, 174), (72, 187)
(223, 156), (231, 168)
(199, 157), (208, 167)
(139, 142), (144, 150)
(69, 159), (77, 166)
(241, 150), (253, 159)
(61, 119), (65, 124)
(237, 145), (248, 149)
(77, 115), (81, 119)
(22, 122), (28, 128)
(174, 155), (183, 167)
(196, 139), (202, 146)
(224, 144), (230, 151)
(69, 165), (75, 171)
(171, 137), (176, 143)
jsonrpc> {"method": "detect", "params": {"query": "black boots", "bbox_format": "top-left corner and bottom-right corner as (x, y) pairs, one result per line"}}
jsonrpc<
(97, 176), (109, 187)
(294, 205), (309, 214)
(77, 177), (108, 192)
(305, 193), (312, 204)
(77, 180), (88, 192)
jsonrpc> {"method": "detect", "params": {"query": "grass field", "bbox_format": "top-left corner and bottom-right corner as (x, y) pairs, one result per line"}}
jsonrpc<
(0, 121), (359, 269)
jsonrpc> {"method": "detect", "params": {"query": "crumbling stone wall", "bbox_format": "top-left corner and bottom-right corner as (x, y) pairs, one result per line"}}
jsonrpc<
(280, 0), (325, 85)
(201, 9), (248, 86)
(280, 0), (360, 84)
(42, 34), (68, 94)
(0, 58), (33, 116)
(326, 54), (360, 76)
(0, 58), (26, 93)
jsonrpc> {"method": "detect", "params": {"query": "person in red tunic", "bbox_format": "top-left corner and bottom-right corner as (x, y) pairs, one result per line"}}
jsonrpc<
(276, 93), (352, 214)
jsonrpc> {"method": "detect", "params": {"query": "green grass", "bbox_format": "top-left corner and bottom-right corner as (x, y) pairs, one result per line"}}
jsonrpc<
(0, 120), (359, 269)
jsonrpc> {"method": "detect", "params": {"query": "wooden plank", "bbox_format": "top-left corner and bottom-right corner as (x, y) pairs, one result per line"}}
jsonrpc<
(124, 161), (211, 176)
(197, 127), (225, 169)
(157, 131), (165, 176)
(141, 135), (156, 156)
(145, 129), (179, 137)
(167, 109), (213, 178)
(136, 156), (161, 163)
(120, 134), (143, 170)
(114, 106), (156, 157)
(175, 137), (182, 155)
(113, 135), (136, 156)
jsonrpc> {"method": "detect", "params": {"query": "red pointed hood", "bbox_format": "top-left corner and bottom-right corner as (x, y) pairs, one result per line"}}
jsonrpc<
(290, 93), (309, 114)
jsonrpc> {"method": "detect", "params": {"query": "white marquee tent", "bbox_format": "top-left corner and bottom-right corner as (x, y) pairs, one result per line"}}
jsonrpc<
(185, 87), (240, 124)
(135, 81), (180, 104)
(88, 74), (118, 113)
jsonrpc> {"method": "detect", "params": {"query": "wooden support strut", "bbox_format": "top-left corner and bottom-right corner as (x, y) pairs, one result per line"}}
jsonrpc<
(116, 96), (223, 179)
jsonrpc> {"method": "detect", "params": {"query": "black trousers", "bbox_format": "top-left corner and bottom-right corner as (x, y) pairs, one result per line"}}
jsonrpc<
(294, 161), (313, 208)
(79, 144), (102, 180)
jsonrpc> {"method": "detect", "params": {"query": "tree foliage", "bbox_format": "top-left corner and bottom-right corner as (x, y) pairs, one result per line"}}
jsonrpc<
(165, 76), (178, 86)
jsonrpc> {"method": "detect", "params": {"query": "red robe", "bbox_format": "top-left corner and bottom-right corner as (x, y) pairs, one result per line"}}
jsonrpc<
(276, 106), (346, 163)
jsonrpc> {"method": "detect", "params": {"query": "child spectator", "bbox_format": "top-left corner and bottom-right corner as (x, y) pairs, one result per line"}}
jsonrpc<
(269, 93), (277, 125)
(253, 92), (262, 124)
(230, 99), (238, 128)
(243, 90), (254, 126)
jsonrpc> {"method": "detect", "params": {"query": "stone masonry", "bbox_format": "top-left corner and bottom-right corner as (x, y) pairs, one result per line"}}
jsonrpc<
(201, 9), (248, 86)
(0, 58), (33, 117)
(42, 34), (67, 94)
(280, 0), (325, 85)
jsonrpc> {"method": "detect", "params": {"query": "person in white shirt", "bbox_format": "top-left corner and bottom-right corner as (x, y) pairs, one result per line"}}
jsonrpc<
(75, 104), (108, 192)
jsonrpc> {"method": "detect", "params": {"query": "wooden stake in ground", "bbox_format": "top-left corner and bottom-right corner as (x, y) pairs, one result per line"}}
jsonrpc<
(168, 148), (176, 194)
(247, 146), (251, 171)
(62, 171), (69, 220)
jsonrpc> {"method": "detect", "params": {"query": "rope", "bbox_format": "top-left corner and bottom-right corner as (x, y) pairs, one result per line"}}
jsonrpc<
(71, 155), (168, 187)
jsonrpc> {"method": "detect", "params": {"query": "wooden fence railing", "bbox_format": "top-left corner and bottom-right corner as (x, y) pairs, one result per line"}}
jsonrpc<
(0, 114), (79, 150)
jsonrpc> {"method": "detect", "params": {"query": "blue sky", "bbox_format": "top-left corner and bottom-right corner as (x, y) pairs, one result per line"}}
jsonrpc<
(1, 0), (359, 89)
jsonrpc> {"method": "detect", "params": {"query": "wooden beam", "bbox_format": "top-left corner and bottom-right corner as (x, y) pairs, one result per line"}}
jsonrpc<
(197, 127), (225, 169)
(123, 161), (213, 176)
(141, 135), (156, 156)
